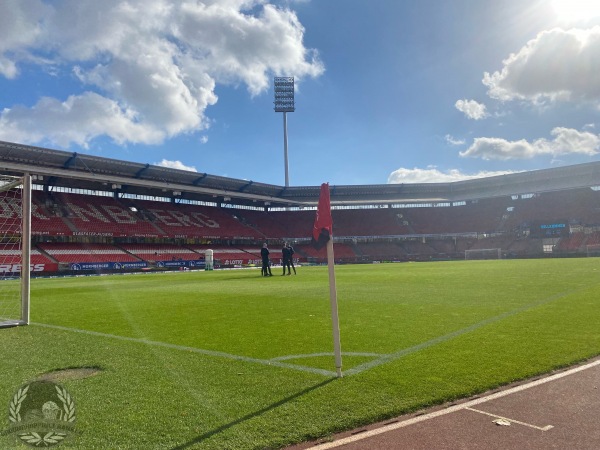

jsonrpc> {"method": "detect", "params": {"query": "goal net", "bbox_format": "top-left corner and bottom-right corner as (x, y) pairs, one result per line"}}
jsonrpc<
(586, 244), (600, 257)
(465, 248), (502, 260)
(0, 174), (31, 328)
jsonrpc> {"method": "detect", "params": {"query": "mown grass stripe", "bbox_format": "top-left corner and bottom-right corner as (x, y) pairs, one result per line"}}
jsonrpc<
(345, 285), (591, 376)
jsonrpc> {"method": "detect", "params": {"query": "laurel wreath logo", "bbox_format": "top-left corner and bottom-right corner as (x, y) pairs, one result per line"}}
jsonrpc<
(17, 431), (66, 446)
(55, 385), (76, 424)
(9, 385), (29, 423)
(6, 382), (76, 447)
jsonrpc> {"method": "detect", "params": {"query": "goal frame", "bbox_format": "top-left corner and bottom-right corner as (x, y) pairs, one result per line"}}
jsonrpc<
(0, 173), (31, 328)
(585, 244), (600, 257)
(464, 247), (502, 260)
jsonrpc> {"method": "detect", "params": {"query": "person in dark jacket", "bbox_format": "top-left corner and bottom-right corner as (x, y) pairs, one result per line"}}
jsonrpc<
(261, 243), (272, 276)
(287, 242), (296, 275)
(281, 243), (292, 275)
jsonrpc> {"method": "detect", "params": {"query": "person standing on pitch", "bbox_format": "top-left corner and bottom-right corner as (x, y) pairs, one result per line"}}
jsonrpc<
(287, 242), (297, 275)
(281, 242), (292, 275)
(261, 243), (272, 276)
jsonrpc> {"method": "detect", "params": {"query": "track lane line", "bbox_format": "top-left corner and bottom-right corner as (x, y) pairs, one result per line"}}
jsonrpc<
(465, 407), (553, 431)
(308, 358), (600, 449)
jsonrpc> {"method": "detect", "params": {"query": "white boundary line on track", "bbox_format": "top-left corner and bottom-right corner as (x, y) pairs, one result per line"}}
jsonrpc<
(309, 358), (600, 449)
(465, 407), (553, 431)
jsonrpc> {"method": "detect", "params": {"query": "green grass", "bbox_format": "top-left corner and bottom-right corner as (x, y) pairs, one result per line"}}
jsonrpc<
(2, 259), (600, 449)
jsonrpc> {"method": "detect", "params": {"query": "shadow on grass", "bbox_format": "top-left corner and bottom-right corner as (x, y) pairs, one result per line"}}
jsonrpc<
(170, 377), (336, 449)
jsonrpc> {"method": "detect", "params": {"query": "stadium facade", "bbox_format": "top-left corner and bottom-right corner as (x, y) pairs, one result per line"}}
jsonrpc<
(1, 140), (600, 274)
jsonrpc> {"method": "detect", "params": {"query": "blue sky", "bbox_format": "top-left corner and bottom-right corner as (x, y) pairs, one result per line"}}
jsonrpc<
(1, 0), (600, 186)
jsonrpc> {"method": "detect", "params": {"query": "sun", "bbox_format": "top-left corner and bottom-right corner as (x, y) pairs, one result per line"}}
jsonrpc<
(552, 0), (600, 22)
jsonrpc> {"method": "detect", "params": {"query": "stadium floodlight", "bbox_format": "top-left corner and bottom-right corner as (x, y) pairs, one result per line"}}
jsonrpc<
(274, 76), (295, 113)
(274, 77), (295, 187)
(0, 173), (31, 329)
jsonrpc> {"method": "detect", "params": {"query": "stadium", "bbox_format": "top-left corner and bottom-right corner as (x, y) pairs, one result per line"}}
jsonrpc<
(1, 140), (600, 274)
(5, 0), (600, 447)
(2, 139), (600, 449)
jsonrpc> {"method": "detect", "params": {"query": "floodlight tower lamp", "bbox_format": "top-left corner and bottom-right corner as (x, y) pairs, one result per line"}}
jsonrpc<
(274, 77), (295, 187)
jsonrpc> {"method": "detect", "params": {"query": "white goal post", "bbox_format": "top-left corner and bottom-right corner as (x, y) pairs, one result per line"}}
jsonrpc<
(0, 173), (31, 328)
(586, 244), (600, 257)
(465, 248), (502, 260)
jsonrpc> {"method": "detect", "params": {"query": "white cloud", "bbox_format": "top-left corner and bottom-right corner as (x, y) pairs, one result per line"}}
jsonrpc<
(279, 0), (311, 4)
(387, 166), (517, 184)
(445, 134), (466, 146)
(455, 99), (488, 120)
(483, 27), (600, 104)
(156, 159), (197, 172)
(460, 127), (600, 160)
(0, 92), (163, 147)
(0, 0), (50, 78)
(0, 0), (324, 147)
(460, 137), (536, 161)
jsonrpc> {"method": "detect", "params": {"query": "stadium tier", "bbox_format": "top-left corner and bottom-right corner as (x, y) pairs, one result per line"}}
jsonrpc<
(121, 244), (201, 261)
(15, 186), (600, 271)
(0, 248), (53, 265)
(37, 243), (141, 263)
(3, 141), (600, 272)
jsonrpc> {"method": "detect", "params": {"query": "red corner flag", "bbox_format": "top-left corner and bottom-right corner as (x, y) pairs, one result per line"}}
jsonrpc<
(312, 183), (333, 250)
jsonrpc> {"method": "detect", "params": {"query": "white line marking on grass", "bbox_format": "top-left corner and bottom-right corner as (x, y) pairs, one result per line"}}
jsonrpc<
(465, 407), (553, 431)
(345, 287), (588, 376)
(310, 358), (600, 449)
(31, 322), (338, 377)
(271, 352), (383, 361)
(30, 286), (594, 381)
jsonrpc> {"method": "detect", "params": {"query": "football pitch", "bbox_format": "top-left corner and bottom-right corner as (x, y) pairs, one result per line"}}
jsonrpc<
(2, 258), (600, 449)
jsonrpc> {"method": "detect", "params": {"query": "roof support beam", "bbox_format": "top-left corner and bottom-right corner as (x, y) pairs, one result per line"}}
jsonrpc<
(135, 164), (150, 179)
(193, 173), (208, 185)
(63, 152), (78, 169)
(239, 180), (253, 192)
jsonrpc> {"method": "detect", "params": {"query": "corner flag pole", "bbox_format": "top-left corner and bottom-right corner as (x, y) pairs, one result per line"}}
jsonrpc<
(312, 183), (342, 377)
(326, 235), (342, 377)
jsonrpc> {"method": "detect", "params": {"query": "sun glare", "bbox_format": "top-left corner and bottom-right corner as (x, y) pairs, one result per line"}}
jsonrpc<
(552, 0), (600, 22)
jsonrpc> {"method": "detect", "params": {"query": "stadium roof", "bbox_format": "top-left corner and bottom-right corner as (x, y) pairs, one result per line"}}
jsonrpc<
(2, 140), (600, 209)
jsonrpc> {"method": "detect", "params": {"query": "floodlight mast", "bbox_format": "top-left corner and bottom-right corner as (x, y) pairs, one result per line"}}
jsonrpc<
(274, 77), (295, 187)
